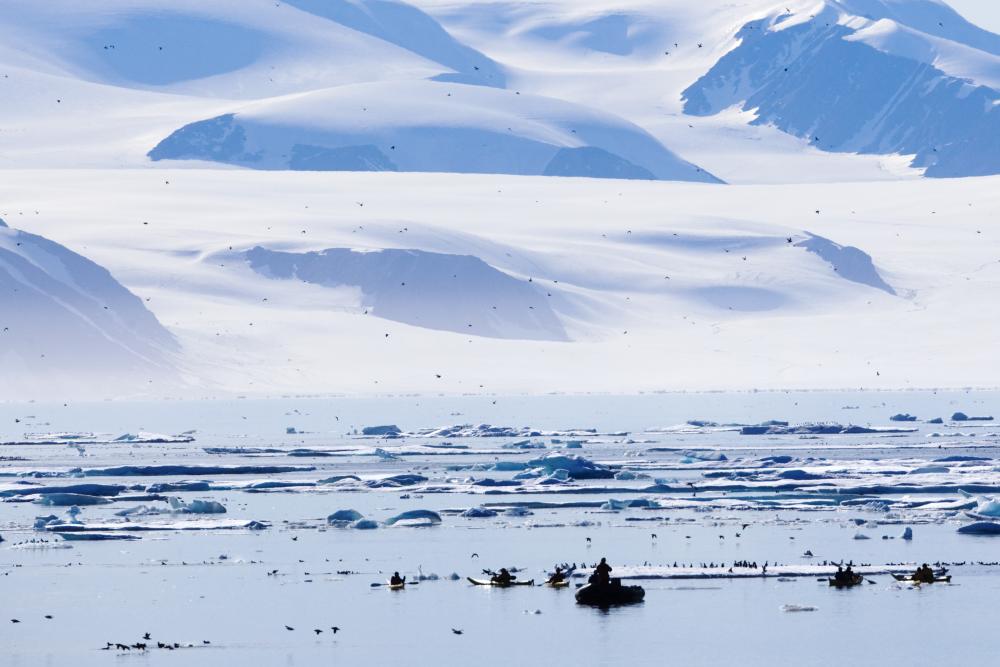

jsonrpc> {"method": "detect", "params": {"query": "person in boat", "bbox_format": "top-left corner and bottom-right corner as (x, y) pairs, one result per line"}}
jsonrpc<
(834, 566), (845, 583)
(390, 572), (405, 586)
(913, 563), (934, 583)
(844, 565), (855, 582)
(595, 557), (613, 586)
(547, 566), (565, 585)
(492, 568), (513, 585)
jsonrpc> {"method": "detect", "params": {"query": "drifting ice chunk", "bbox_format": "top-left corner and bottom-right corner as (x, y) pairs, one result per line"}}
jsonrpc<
(853, 532), (871, 540)
(33, 493), (112, 506)
(167, 497), (226, 514)
(352, 519), (379, 530)
(680, 450), (728, 462)
(112, 432), (195, 444)
(890, 414), (918, 422)
(365, 474), (427, 488)
(902, 527), (913, 540)
(909, 466), (949, 474)
(491, 462), (528, 472)
(601, 499), (630, 510)
(461, 507), (498, 518)
(146, 481), (211, 493)
(502, 440), (546, 450)
(1, 483), (126, 498)
(81, 464), (313, 476)
(505, 507), (533, 516)
(525, 453), (613, 479)
(958, 522), (1000, 535)
(59, 532), (139, 541)
(328, 509), (364, 524)
(952, 412), (994, 421)
(317, 475), (362, 485)
(361, 425), (402, 437)
(781, 604), (818, 612)
(384, 509), (442, 526)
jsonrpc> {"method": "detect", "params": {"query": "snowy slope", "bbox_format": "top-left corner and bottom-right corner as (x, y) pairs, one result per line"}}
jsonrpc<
(0, 217), (178, 397)
(2, 169), (997, 400)
(682, 0), (1000, 177)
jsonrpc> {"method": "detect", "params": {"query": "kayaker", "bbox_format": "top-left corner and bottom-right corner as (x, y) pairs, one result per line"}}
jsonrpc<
(492, 568), (513, 585)
(547, 567), (565, 585)
(595, 557), (612, 586)
(390, 572), (405, 586)
(913, 564), (934, 583)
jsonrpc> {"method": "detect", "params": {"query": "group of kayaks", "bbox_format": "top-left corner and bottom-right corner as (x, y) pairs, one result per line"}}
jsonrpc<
(391, 569), (947, 603)
(827, 570), (951, 587)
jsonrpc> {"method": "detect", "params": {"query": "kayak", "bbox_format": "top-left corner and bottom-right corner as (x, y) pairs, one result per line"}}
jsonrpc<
(828, 574), (865, 587)
(467, 577), (535, 587)
(892, 574), (951, 584)
(544, 580), (570, 588)
(575, 581), (645, 606)
(388, 582), (406, 590)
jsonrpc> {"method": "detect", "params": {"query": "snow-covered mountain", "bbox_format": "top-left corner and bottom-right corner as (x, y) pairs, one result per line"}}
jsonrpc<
(0, 0), (997, 398)
(148, 80), (718, 181)
(0, 217), (178, 396)
(683, 0), (1000, 177)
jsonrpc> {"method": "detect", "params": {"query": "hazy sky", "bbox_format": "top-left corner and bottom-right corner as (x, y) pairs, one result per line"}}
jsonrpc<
(948, 0), (1000, 33)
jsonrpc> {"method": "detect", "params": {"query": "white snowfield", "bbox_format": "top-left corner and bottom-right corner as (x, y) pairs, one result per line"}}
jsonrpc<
(0, 0), (997, 399)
